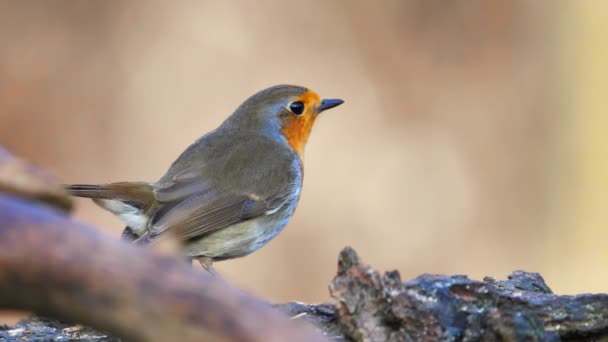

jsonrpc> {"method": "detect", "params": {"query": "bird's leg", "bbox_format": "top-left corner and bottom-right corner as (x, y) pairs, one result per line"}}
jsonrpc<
(196, 256), (218, 275)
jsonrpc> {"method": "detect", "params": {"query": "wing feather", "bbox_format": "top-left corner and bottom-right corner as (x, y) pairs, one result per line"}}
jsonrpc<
(150, 183), (288, 241)
(146, 132), (302, 242)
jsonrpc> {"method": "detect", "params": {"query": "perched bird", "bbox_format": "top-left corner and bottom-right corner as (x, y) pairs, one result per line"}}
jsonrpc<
(66, 85), (343, 270)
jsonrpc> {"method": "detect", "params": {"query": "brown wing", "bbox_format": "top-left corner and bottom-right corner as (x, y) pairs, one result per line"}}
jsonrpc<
(147, 131), (302, 242)
(148, 180), (289, 240)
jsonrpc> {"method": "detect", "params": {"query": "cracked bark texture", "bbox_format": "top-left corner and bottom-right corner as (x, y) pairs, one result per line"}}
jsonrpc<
(328, 248), (608, 341)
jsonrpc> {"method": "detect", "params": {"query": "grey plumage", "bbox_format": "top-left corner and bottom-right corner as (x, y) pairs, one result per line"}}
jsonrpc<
(66, 85), (309, 261)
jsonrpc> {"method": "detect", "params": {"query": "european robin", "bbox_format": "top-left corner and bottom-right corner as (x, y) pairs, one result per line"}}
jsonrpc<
(66, 85), (343, 270)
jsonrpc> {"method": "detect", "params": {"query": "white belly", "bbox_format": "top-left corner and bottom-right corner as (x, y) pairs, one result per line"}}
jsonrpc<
(184, 211), (290, 260)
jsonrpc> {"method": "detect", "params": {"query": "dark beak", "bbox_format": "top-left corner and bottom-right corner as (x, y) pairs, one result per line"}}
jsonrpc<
(318, 98), (344, 112)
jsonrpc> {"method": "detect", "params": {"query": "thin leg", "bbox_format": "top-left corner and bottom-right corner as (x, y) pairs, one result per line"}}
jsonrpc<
(120, 226), (139, 242)
(196, 256), (217, 275)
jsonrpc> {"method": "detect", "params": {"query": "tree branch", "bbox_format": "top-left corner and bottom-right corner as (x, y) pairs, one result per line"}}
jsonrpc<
(0, 194), (326, 342)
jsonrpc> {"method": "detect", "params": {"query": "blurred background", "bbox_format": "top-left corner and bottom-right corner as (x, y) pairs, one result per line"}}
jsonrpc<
(1, 1), (607, 324)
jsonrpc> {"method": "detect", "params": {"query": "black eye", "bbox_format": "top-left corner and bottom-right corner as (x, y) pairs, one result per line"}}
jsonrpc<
(289, 101), (305, 115)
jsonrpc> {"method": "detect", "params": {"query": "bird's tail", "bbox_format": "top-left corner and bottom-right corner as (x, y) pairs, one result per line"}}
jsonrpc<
(65, 182), (156, 210)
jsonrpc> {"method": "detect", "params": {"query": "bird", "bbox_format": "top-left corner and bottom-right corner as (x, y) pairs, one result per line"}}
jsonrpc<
(66, 84), (343, 271)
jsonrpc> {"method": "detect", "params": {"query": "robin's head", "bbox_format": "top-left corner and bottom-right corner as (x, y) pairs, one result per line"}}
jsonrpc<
(222, 85), (343, 157)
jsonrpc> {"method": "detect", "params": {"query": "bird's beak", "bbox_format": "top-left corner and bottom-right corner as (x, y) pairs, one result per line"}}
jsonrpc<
(318, 99), (344, 113)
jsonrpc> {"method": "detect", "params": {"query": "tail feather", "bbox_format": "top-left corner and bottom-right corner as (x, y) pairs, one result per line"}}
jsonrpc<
(65, 182), (156, 235)
(65, 184), (117, 199)
(65, 182), (155, 209)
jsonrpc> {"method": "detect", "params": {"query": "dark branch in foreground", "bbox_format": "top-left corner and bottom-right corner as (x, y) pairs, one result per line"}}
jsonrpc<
(0, 194), (326, 342)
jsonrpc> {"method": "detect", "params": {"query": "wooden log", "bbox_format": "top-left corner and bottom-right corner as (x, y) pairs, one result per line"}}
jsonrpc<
(0, 194), (326, 342)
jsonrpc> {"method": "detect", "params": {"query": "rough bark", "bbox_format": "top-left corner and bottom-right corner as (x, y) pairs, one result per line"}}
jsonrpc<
(329, 248), (608, 341)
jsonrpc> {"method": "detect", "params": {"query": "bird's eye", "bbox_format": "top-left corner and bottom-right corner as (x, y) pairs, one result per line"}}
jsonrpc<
(289, 101), (305, 115)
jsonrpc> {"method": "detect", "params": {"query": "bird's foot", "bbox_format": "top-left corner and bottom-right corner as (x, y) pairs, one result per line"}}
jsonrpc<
(196, 256), (219, 276)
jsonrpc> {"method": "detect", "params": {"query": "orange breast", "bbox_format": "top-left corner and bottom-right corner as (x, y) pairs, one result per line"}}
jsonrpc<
(281, 114), (317, 158)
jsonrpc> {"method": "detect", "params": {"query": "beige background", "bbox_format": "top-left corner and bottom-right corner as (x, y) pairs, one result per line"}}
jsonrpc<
(1, 1), (607, 323)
